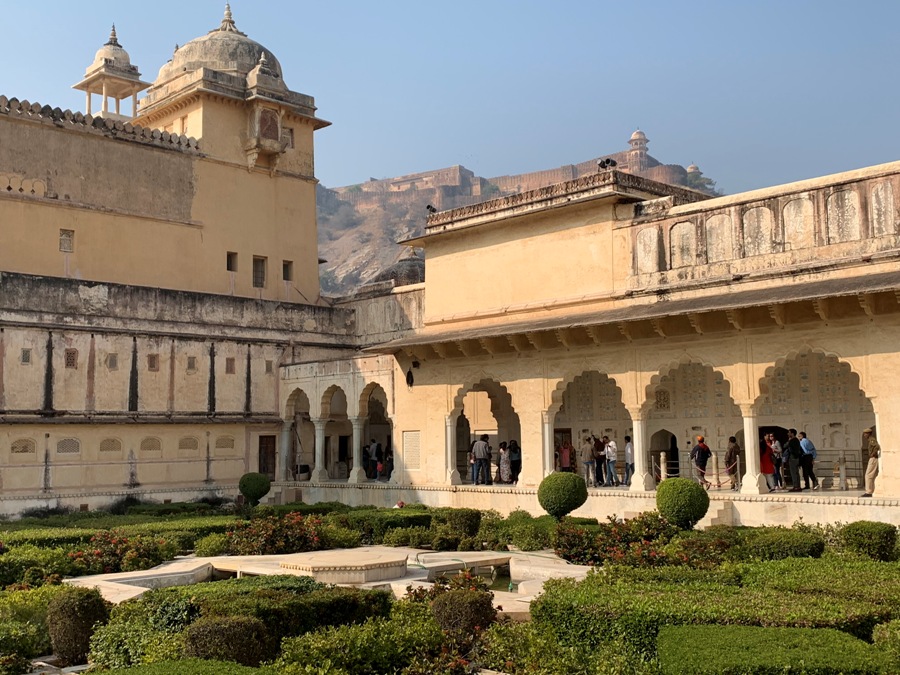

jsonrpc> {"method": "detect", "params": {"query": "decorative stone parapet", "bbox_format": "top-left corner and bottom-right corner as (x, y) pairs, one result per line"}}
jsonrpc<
(0, 95), (199, 154)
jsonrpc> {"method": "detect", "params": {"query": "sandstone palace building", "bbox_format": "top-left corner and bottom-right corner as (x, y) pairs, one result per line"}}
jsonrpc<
(1, 8), (899, 524)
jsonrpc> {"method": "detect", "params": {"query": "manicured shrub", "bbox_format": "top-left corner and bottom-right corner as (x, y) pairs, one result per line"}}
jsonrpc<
(276, 601), (442, 675)
(103, 659), (264, 675)
(225, 512), (324, 555)
(431, 525), (461, 551)
(320, 524), (361, 549)
(479, 621), (654, 675)
(238, 472), (271, 507)
(537, 472), (588, 520)
(67, 528), (178, 575)
(656, 477), (709, 529)
(734, 527), (825, 561)
(873, 619), (900, 668)
(430, 508), (482, 537)
(531, 567), (893, 659)
(0, 545), (74, 587)
(430, 589), (496, 643)
(658, 625), (888, 674)
(125, 502), (213, 517)
(194, 533), (228, 557)
(508, 519), (554, 551)
(46, 586), (110, 666)
(840, 521), (898, 561)
(183, 615), (269, 667)
(0, 584), (69, 657)
(0, 620), (41, 670)
(382, 526), (431, 548)
(554, 512), (678, 567)
(343, 510), (433, 544)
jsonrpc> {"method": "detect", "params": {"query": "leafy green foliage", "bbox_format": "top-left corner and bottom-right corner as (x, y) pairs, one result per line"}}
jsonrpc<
(183, 616), (269, 667)
(873, 619), (900, 669)
(430, 508), (482, 537)
(194, 533), (228, 557)
(431, 589), (497, 644)
(554, 512), (679, 566)
(537, 472), (588, 520)
(840, 521), (898, 561)
(276, 601), (442, 675)
(656, 478), (709, 529)
(225, 512), (325, 555)
(734, 527), (825, 561)
(67, 528), (178, 575)
(0, 544), (73, 587)
(658, 625), (888, 674)
(238, 473), (271, 507)
(382, 526), (432, 548)
(103, 659), (268, 675)
(47, 586), (110, 665)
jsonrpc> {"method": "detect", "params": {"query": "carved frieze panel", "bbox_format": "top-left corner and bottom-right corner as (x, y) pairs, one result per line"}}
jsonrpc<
(826, 190), (861, 243)
(869, 181), (895, 237)
(743, 206), (777, 257)
(669, 221), (696, 269)
(783, 196), (815, 251)
(705, 214), (733, 263)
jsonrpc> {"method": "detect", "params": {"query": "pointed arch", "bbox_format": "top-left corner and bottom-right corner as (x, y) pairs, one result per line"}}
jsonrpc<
(284, 387), (311, 419)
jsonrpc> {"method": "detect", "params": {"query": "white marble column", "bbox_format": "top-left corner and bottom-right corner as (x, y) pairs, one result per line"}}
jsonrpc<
(739, 404), (767, 494)
(542, 411), (554, 478)
(85, 92), (92, 115)
(348, 417), (366, 484)
(311, 418), (329, 483)
(101, 82), (108, 115)
(628, 411), (655, 492)
(446, 414), (462, 485)
(278, 421), (292, 481)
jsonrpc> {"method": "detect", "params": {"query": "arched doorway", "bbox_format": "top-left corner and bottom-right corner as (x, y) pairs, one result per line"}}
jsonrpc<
(284, 388), (313, 480)
(360, 383), (392, 480)
(757, 351), (876, 489)
(647, 361), (741, 479)
(650, 428), (679, 480)
(551, 371), (631, 481)
(451, 379), (521, 484)
(320, 385), (351, 480)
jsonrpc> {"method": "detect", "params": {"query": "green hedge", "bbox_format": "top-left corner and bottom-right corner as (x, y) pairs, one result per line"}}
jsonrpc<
(658, 625), (889, 674)
(276, 601), (442, 675)
(840, 521), (898, 561)
(531, 563), (896, 659)
(0, 585), (69, 657)
(104, 659), (268, 675)
(873, 619), (900, 669)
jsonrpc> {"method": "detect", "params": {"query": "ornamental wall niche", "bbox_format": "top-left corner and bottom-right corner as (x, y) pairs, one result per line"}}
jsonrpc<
(742, 206), (778, 257)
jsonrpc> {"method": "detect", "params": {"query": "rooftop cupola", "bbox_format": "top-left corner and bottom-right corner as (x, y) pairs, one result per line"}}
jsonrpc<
(72, 25), (149, 119)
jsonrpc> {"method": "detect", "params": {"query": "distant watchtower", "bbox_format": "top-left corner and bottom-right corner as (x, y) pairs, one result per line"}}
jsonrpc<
(628, 129), (650, 173)
(72, 25), (149, 119)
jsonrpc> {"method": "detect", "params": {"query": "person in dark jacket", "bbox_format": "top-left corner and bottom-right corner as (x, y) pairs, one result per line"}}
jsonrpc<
(691, 435), (712, 489)
(786, 429), (803, 491)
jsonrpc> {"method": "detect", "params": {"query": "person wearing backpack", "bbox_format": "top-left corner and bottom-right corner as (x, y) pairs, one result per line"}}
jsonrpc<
(691, 435), (712, 489)
(798, 432), (819, 490)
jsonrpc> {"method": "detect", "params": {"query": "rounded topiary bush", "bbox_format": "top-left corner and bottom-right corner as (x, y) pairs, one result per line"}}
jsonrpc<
(238, 472), (271, 507)
(47, 586), (110, 666)
(656, 478), (709, 529)
(840, 521), (898, 561)
(537, 472), (588, 520)
(431, 589), (497, 641)
(182, 615), (269, 667)
(194, 533), (228, 557)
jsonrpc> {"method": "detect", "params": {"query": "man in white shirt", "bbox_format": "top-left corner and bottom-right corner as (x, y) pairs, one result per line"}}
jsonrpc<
(623, 435), (634, 486)
(603, 436), (619, 487)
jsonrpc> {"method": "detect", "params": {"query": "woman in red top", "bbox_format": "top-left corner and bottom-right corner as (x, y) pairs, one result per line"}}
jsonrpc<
(760, 437), (776, 492)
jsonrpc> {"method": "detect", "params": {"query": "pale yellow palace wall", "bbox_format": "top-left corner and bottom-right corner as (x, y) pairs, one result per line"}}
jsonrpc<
(0, 109), (320, 303)
(423, 201), (619, 322)
(0, 422), (277, 492)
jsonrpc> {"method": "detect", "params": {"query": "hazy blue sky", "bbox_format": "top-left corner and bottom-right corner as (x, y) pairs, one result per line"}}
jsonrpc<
(3, 1), (899, 194)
